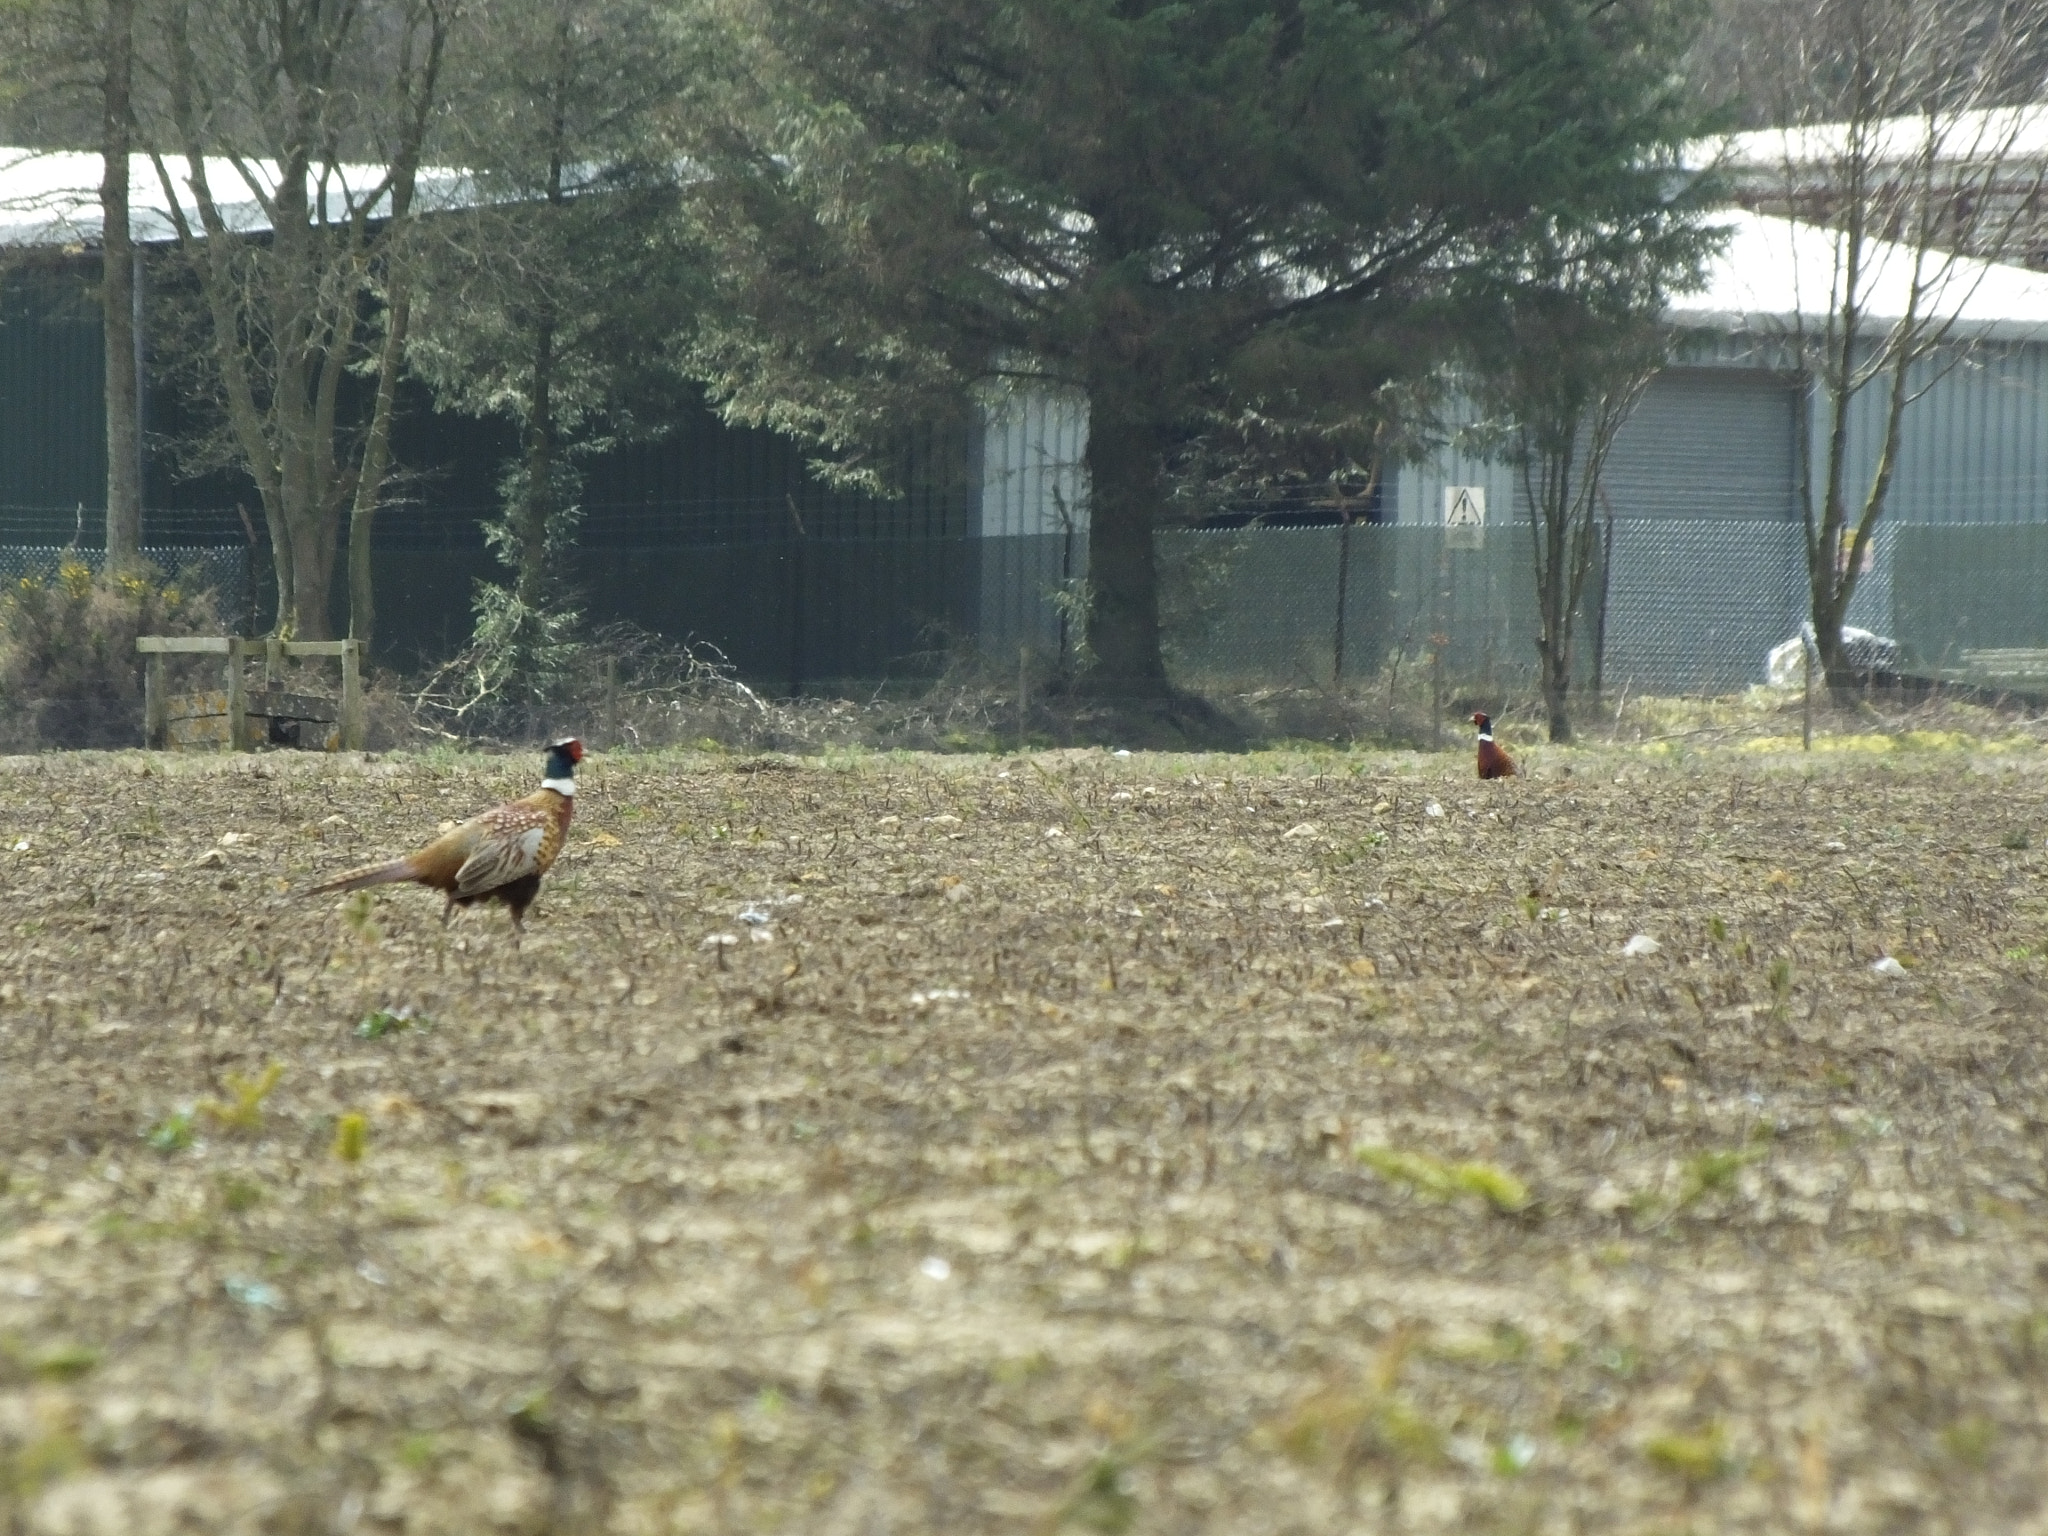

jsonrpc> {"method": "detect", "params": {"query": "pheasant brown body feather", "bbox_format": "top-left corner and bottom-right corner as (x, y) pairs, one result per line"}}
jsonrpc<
(1471, 713), (1516, 780)
(308, 739), (583, 928)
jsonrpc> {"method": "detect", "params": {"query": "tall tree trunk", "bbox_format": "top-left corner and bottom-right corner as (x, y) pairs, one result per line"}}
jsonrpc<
(348, 288), (414, 648)
(1079, 381), (1168, 695)
(1526, 446), (1577, 743)
(290, 514), (339, 639)
(1542, 648), (1573, 743)
(100, 0), (141, 573)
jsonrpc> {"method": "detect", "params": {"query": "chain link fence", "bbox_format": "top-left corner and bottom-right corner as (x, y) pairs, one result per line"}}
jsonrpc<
(0, 546), (253, 750)
(1145, 518), (2048, 700)
(0, 546), (249, 619)
(1153, 520), (1822, 698)
(1890, 524), (2048, 684)
(3, 517), (2047, 753)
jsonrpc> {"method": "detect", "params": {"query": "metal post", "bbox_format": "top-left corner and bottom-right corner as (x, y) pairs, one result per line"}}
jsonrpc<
(1800, 621), (1819, 753)
(603, 653), (619, 748)
(1591, 507), (1614, 707)
(1333, 509), (1352, 689)
(1431, 643), (1444, 750)
(225, 637), (248, 751)
(786, 497), (807, 699)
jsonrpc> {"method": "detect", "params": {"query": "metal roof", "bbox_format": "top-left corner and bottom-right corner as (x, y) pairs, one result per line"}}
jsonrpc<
(7, 148), (2048, 342)
(0, 148), (476, 247)
(1666, 209), (2048, 342)
(1706, 105), (2048, 175)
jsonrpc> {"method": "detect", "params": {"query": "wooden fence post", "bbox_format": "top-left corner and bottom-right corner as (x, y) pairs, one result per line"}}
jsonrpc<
(340, 640), (365, 751)
(143, 650), (166, 748)
(225, 637), (248, 751)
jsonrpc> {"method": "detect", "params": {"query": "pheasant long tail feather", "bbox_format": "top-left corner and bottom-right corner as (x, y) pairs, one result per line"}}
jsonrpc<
(305, 858), (422, 897)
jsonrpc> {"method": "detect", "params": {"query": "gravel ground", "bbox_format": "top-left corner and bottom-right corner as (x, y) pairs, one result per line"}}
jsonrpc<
(3, 736), (2047, 1534)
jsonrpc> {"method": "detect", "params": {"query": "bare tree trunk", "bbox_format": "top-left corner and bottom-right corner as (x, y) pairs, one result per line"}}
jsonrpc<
(348, 287), (414, 649)
(1528, 447), (1579, 743)
(1525, 376), (1647, 743)
(1080, 392), (1169, 696)
(100, 0), (141, 573)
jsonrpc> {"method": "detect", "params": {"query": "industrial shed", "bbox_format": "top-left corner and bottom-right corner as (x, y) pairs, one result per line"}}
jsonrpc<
(979, 209), (2048, 693)
(0, 151), (981, 683)
(11, 139), (2048, 695)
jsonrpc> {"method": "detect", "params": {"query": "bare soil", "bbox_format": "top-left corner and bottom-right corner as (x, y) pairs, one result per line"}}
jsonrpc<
(3, 736), (2048, 1534)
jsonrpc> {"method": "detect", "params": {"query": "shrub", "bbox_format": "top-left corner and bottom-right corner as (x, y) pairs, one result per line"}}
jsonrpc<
(0, 559), (221, 748)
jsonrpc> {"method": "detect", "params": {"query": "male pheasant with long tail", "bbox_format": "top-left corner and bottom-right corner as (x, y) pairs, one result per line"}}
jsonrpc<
(307, 738), (583, 929)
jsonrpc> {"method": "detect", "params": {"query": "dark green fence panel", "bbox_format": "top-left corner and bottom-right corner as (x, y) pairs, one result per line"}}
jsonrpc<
(0, 265), (105, 534)
(1891, 524), (2048, 673)
(369, 538), (976, 688)
(1157, 526), (1599, 694)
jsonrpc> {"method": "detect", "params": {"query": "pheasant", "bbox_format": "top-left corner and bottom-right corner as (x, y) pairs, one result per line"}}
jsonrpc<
(1471, 713), (1516, 780)
(307, 738), (583, 928)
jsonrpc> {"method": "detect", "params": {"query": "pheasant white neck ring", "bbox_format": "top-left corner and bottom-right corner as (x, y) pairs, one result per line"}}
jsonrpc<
(542, 777), (577, 796)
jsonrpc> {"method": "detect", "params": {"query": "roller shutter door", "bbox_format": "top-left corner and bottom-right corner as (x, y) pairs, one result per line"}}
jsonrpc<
(1601, 369), (1798, 521)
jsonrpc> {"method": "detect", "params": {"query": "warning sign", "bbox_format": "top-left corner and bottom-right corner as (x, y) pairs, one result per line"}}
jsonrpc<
(1443, 485), (1486, 550)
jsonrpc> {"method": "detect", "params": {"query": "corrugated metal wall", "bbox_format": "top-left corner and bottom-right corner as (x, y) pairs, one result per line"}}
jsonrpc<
(1855, 341), (2048, 524)
(974, 388), (1088, 664)
(1392, 419), (1517, 530)
(15, 243), (2048, 691)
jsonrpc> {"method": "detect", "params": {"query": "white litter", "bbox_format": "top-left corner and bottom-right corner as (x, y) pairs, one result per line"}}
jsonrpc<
(1620, 934), (1662, 958)
(1424, 802), (1445, 818)
(919, 1255), (952, 1281)
(1871, 956), (1910, 979)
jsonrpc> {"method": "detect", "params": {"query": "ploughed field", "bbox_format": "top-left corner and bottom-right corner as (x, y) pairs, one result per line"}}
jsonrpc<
(3, 740), (2048, 1534)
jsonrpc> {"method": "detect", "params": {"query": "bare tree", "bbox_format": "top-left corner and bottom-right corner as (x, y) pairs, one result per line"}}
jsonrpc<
(1518, 352), (1661, 743)
(0, 0), (145, 567)
(1472, 292), (1669, 742)
(146, 0), (453, 642)
(1721, 0), (2048, 688)
(99, 0), (140, 571)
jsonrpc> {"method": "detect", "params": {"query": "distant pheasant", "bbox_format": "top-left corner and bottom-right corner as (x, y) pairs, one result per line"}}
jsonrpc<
(307, 738), (583, 928)
(1471, 713), (1516, 780)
